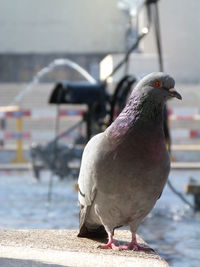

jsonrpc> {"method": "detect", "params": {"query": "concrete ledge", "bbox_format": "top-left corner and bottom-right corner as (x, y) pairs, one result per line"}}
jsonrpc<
(0, 230), (169, 267)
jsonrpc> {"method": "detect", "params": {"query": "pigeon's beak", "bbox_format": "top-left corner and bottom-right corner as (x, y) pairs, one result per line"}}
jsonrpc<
(169, 88), (182, 100)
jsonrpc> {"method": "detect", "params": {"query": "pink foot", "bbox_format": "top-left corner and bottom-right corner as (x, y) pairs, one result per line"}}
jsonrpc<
(98, 232), (121, 251)
(128, 234), (154, 252)
(128, 243), (153, 251)
(98, 242), (120, 251)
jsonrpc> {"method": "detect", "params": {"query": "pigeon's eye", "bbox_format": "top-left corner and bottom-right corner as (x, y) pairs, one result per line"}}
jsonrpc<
(154, 81), (161, 88)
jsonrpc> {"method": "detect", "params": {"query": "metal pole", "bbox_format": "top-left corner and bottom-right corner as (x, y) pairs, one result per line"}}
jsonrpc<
(153, 1), (164, 72)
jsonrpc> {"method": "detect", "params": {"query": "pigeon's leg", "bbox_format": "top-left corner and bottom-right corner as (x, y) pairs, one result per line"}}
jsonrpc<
(127, 233), (153, 252)
(98, 231), (120, 250)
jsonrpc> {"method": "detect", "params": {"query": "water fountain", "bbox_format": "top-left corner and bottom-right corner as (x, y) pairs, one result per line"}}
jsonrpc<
(12, 58), (97, 105)
(5, 58), (97, 164)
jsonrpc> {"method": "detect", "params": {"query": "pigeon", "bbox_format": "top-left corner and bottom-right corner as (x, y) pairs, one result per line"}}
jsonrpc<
(77, 72), (182, 251)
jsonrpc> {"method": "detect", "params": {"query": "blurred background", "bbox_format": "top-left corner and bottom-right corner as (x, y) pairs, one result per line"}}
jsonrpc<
(0, 0), (200, 266)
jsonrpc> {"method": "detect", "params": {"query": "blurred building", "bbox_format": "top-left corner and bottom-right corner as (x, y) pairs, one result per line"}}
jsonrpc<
(0, 0), (199, 82)
(144, 0), (200, 83)
(0, 0), (127, 82)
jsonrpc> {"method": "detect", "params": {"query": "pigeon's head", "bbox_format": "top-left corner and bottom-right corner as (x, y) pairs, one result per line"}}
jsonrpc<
(135, 72), (182, 103)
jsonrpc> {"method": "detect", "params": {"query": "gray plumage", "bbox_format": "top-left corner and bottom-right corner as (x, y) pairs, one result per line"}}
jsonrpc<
(77, 72), (181, 242)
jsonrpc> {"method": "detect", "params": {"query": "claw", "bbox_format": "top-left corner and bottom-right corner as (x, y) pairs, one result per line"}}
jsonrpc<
(131, 243), (153, 252)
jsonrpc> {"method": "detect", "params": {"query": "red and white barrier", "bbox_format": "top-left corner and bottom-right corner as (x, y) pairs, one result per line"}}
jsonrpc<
(5, 110), (31, 118)
(31, 108), (85, 119)
(1, 108), (32, 141)
(5, 132), (31, 140)
(168, 107), (200, 121)
(30, 107), (200, 121)
(190, 130), (200, 138)
(169, 114), (200, 121)
(59, 109), (84, 117)
(2, 106), (200, 143)
(0, 106), (32, 162)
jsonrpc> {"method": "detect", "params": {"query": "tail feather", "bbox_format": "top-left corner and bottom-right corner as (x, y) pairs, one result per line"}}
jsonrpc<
(78, 205), (107, 239)
(78, 223), (108, 239)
